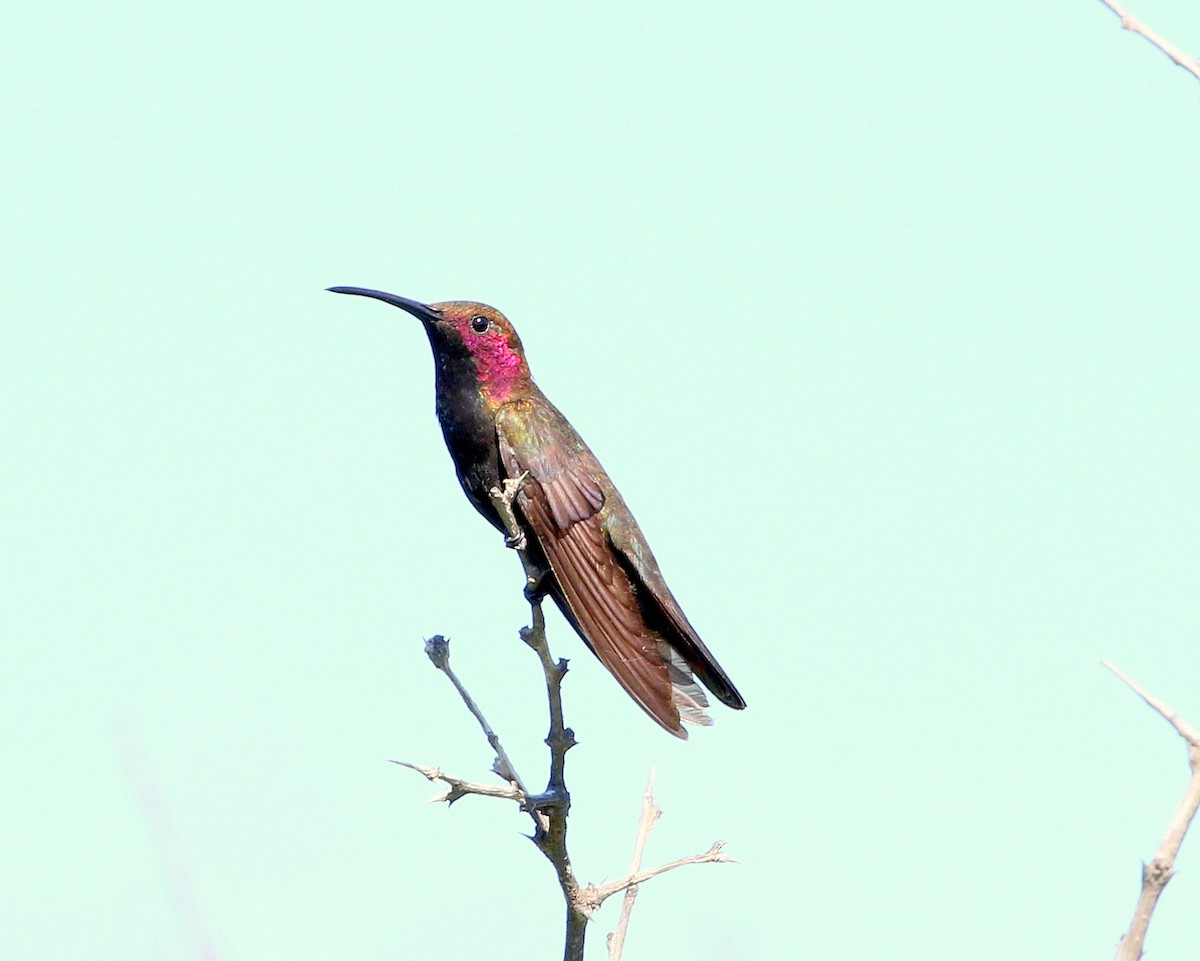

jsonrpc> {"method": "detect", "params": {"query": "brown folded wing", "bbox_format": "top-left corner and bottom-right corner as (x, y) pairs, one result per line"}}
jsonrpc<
(496, 401), (691, 736)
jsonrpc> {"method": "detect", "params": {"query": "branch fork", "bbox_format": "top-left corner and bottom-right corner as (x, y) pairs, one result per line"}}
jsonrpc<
(391, 474), (734, 960)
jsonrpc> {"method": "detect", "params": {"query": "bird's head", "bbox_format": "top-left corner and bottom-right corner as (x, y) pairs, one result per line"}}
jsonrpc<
(329, 287), (531, 403)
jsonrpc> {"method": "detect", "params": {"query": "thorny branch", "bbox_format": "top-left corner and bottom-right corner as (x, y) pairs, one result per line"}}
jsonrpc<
(392, 474), (734, 961)
(1102, 661), (1200, 961)
(387, 760), (522, 805)
(1095, 0), (1200, 84)
(419, 633), (528, 796)
(485, 474), (586, 954)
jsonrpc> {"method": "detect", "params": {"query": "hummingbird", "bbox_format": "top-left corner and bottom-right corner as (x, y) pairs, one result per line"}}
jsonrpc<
(328, 286), (746, 737)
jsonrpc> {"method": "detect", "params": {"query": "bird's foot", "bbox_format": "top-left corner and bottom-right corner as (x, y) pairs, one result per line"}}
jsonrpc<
(504, 529), (527, 551)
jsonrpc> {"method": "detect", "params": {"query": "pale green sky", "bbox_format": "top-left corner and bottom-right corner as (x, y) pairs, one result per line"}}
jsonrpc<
(4, 2), (1200, 959)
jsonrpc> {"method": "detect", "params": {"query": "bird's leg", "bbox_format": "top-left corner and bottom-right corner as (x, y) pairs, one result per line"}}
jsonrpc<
(492, 472), (530, 551)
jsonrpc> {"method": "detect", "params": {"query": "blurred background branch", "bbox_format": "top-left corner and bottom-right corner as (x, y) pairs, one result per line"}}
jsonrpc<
(1096, 0), (1200, 82)
(1103, 662), (1200, 961)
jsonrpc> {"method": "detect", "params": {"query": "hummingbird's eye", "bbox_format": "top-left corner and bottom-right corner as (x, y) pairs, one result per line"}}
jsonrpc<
(470, 315), (490, 334)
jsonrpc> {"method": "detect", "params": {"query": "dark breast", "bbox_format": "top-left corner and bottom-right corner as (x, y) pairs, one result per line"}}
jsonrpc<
(434, 377), (506, 531)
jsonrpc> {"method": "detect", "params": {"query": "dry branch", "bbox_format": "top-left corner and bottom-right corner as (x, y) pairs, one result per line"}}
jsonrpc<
(582, 841), (736, 915)
(391, 475), (735, 960)
(1095, 0), (1200, 83)
(387, 760), (523, 805)
(607, 770), (662, 960)
(419, 633), (528, 795)
(1103, 661), (1200, 961)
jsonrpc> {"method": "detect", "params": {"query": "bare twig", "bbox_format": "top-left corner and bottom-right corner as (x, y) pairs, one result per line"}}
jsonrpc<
(607, 770), (662, 960)
(421, 634), (528, 794)
(394, 588), (584, 959)
(580, 841), (736, 914)
(1095, 1), (1200, 84)
(1102, 661), (1200, 961)
(387, 760), (524, 805)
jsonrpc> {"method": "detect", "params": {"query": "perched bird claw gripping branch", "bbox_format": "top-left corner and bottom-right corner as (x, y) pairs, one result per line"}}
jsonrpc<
(329, 286), (747, 737)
